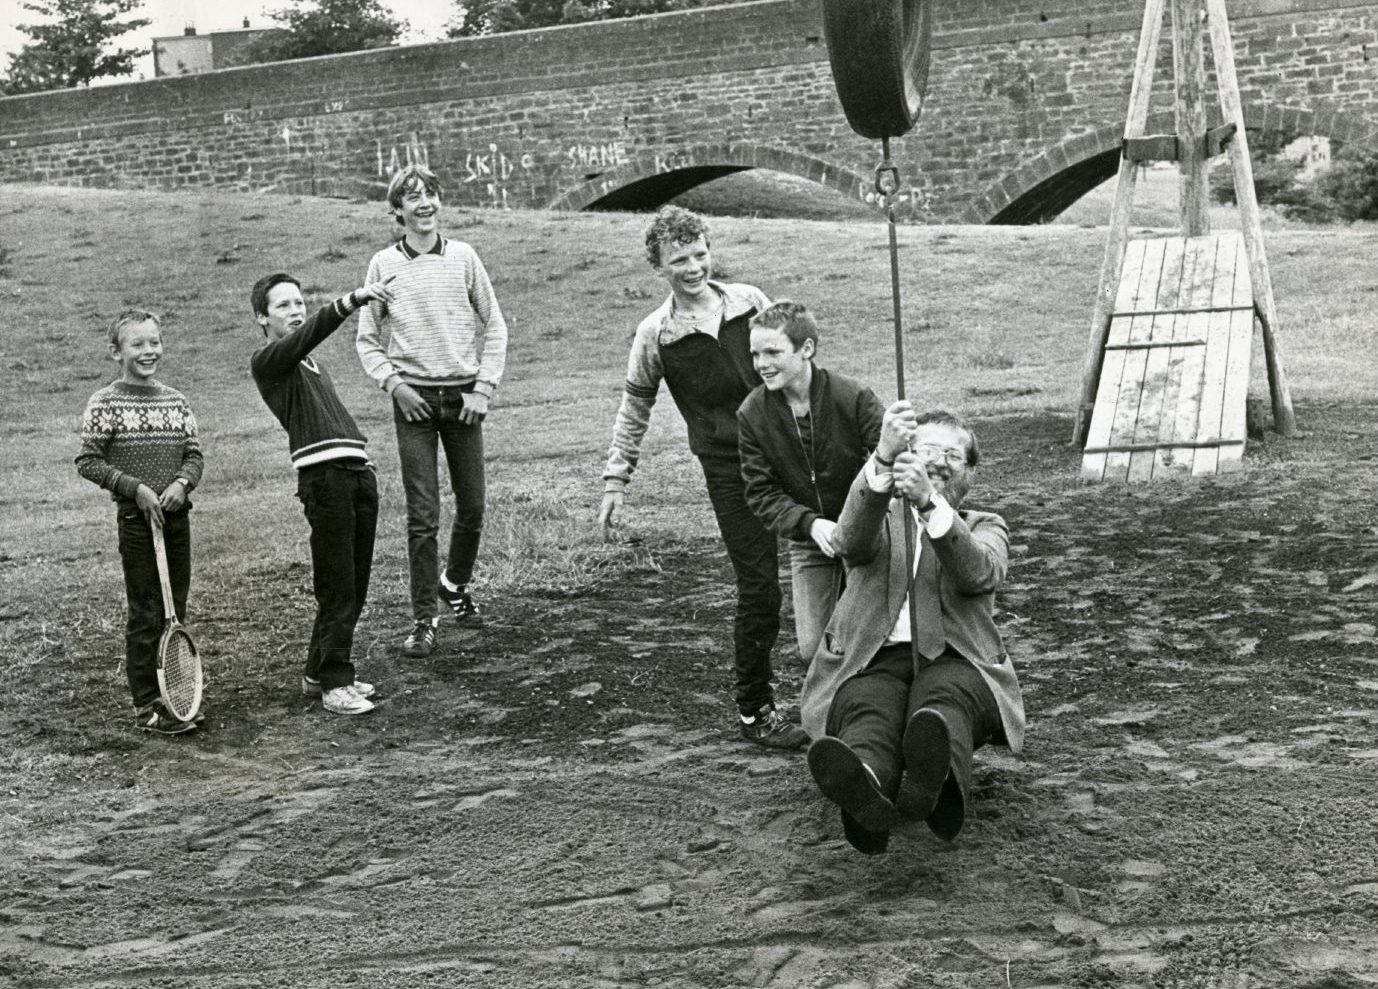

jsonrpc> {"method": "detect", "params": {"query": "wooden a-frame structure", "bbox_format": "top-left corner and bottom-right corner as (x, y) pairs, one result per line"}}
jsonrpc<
(1073, 0), (1297, 482)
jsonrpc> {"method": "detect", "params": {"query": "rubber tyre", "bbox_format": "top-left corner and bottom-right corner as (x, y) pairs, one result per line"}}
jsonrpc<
(822, 0), (933, 139)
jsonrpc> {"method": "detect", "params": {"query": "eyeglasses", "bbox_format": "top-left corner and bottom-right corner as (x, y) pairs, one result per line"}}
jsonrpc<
(913, 444), (968, 468)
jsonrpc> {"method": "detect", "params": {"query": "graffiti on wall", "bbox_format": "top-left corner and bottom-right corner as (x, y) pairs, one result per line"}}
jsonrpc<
(653, 151), (687, 173)
(376, 135), (430, 177)
(462, 143), (535, 209)
(565, 141), (630, 170)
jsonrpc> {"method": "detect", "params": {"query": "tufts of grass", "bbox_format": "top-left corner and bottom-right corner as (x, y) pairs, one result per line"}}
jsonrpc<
(477, 488), (662, 597)
(969, 349), (1017, 371)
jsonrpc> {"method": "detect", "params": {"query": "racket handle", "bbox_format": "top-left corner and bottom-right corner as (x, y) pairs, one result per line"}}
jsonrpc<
(150, 523), (177, 621)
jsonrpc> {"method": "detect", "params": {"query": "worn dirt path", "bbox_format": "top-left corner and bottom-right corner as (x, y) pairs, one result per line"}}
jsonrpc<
(4, 409), (1377, 988)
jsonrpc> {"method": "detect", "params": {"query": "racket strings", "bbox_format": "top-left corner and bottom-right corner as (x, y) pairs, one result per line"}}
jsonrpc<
(160, 630), (201, 720)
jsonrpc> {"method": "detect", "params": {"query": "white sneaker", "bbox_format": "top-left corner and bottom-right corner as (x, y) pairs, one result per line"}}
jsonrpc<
(302, 675), (376, 699)
(322, 685), (375, 716)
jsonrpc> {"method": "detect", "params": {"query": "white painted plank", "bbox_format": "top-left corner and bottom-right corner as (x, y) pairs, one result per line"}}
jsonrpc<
(1083, 238), (1153, 480)
(1129, 237), (1190, 482)
(1105, 238), (1168, 482)
(1157, 234), (1219, 476)
(1218, 243), (1255, 471)
(1192, 233), (1242, 476)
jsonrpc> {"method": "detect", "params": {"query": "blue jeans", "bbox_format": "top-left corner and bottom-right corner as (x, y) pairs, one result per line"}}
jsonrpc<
(394, 385), (485, 621)
(788, 539), (845, 664)
(117, 508), (191, 709)
(298, 463), (378, 691)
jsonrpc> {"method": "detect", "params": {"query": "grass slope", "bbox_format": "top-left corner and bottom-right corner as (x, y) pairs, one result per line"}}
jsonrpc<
(2, 180), (1374, 733)
(2, 185), (1378, 988)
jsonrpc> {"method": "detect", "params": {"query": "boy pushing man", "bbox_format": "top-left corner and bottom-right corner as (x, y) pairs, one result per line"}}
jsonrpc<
(250, 273), (395, 715)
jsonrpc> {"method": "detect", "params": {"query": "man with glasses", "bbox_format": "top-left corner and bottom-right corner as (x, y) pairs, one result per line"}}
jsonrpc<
(799, 405), (1026, 854)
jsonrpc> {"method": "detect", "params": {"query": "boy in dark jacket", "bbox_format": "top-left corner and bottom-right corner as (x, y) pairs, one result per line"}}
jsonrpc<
(737, 301), (885, 664)
(250, 272), (394, 716)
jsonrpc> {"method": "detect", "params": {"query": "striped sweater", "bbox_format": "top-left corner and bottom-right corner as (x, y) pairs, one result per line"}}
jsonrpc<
(356, 237), (508, 398)
(251, 294), (369, 470)
(76, 380), (204, 509)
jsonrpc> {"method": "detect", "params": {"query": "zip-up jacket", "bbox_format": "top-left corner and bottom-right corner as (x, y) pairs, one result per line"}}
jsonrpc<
(251, 294), (369, 470)
(603, 281), (768, 490)
(736, 366), (884, 542)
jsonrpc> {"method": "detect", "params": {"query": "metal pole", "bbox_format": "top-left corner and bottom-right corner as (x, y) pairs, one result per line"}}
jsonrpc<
(876, 136), (923, 660)
(880, 136), (907, 400)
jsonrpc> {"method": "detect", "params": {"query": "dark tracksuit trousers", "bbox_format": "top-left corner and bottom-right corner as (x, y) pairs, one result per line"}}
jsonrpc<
(700, 454), (783, 716)
(298, 462), (379, 692)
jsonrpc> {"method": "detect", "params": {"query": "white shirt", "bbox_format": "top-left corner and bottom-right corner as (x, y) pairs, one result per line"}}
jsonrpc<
(862, 455), (954, 645)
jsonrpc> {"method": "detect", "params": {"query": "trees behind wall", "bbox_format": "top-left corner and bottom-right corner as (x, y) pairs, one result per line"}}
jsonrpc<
(2, 0), (150, 95)
(220, 0), (406, 67)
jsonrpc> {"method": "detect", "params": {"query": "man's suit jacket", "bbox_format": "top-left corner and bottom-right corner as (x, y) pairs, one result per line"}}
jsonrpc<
(799, 465), (1026, 751)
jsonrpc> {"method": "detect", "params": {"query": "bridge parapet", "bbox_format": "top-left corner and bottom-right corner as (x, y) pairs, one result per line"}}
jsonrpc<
(0, 0), (1373, 221)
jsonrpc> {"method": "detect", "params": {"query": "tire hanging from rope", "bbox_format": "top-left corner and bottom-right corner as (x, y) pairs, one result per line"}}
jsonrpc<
(821, 0), (934, 658)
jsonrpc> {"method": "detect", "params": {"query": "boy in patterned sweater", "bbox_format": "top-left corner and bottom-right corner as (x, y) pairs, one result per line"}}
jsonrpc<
(76, 310), (204, 735)
(356, 164), (509, 659)
(250, 272), (394, 716)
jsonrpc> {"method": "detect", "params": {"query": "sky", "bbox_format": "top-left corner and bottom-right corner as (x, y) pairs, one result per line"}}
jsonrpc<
(1, 0), (457, 80)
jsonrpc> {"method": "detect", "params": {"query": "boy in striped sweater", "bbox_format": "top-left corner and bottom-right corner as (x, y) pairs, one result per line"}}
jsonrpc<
(356, 164), (509, 658)
(77, 309), (205, 735)
(250, 273), (395, 716)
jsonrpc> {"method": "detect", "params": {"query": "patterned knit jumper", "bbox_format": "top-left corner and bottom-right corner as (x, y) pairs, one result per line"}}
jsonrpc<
(76, 380), (204, 510)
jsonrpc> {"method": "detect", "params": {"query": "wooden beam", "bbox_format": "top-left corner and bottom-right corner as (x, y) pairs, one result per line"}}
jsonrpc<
(1104, 338), (1207, 350)
(1073, 0), (1167, 447)
(1123, 125), (1237, 162)
(1124, 134), (1181, 162)
(1084, 439), (1244, 454)
(1113, 302), (1251, 316)
(1173, 0), (1210, 236)
(1204, 0), (1297, 436)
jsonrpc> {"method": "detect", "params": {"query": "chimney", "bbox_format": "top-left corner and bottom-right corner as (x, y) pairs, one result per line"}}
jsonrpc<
(183, 23), (196, 35)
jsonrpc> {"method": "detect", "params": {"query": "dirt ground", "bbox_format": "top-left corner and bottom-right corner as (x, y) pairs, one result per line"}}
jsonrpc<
(3, 407), (1377, 989)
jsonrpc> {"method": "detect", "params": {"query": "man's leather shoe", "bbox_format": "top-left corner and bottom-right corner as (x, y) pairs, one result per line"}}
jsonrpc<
(926, 775), (966, 841)
(807, 736), (898, 834)
(840, 810), (890, 855)
(897, 708), (951, 820)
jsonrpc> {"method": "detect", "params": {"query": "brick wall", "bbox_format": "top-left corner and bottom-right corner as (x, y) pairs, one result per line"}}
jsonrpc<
(0, 0), (1373, 221)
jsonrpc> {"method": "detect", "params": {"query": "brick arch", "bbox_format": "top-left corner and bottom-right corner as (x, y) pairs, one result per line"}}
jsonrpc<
(966, 106), (1378, 225)
(547, 143), (874, 212)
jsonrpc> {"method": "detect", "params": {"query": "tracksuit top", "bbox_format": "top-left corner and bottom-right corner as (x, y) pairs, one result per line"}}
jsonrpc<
(250, 294), (369, 470)
(76, 380), (204, 511)
(603, 281), (769, 490)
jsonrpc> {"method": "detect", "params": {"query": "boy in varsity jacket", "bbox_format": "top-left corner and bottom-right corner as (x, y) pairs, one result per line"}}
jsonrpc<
(250, 272), (395, 716)
(356, 164), (509, 659)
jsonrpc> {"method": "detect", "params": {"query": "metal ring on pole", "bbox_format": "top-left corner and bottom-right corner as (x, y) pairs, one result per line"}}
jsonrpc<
(821, 0), (934, 139)
(874, 159), (901, 199)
